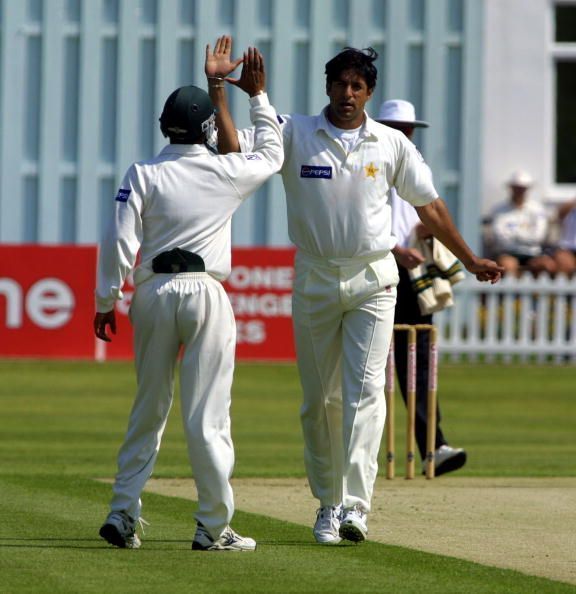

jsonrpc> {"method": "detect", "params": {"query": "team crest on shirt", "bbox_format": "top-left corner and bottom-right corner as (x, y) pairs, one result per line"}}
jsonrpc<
(364, 162), (379, 178)
(115, 189), (131, 202)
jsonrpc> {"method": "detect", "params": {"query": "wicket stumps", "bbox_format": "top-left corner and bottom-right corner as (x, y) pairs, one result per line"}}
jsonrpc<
(385, 324), (438, 480)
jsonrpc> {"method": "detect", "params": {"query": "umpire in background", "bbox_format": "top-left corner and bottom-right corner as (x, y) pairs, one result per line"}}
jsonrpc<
(94, 46), (283, 551)
(377, 99), (467, 476)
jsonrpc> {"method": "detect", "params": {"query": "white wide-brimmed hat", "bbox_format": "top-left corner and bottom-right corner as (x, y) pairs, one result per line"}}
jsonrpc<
(376, 99), (429, 128)
(507, 170), (534, 187)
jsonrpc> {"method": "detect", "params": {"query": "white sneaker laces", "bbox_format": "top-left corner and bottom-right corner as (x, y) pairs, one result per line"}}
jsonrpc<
(316, 506), (340, 526)
(137, 517), (150, 535)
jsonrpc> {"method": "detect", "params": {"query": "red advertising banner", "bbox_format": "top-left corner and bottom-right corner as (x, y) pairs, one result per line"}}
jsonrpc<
(0, 244), (96, 358)
(223, 247), (296, 361)
(0, 245), (296, 362)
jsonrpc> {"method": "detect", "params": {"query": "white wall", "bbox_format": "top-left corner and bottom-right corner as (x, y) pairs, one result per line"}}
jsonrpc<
(0, 0), (484, 248)
(482, 0), (551, 213)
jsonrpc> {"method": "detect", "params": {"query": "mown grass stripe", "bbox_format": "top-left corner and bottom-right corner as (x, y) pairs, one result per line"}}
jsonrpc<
(0, 476), (573, 594)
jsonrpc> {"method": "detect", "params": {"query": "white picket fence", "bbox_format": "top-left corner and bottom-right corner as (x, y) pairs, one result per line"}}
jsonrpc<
(434, 273), (576, 363)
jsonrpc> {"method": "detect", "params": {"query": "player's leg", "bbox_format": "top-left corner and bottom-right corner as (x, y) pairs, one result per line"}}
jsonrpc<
(101, 277), (180, 547)
(340, 288), (395, 508)
(177, 276), (238, 544)
(335, 255), (398, 542)
(292, 255), (345, 509)
(292, 255), (347, 544)
(337, 288), (395, 542)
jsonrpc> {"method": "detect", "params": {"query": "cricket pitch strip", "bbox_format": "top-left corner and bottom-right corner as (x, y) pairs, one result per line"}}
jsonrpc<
(144, 476), (576, 586)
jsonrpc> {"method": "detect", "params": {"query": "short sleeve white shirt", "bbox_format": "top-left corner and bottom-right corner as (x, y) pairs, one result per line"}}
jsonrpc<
(238, 107), (438, 259)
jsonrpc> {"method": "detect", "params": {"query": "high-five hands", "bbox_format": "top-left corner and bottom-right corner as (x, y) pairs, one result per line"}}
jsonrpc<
(227, 47), (265, 97)
(206, 36), (265, 98)
(205, 35), (243, 80)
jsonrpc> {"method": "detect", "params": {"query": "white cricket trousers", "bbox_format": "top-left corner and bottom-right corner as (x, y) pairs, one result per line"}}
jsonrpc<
(292, 251), (398, 512)
(109, 272), (236, 539)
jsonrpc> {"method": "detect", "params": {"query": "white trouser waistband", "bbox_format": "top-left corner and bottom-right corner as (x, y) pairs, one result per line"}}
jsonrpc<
(296, 249), (393, 269)
(136, 270), (221, 286)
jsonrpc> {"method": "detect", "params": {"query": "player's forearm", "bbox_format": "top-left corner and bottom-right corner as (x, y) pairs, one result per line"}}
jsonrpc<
(415, 198), (477, 269)
(248, 94), (283, 171)
(208, 82), (241, 154)
(96, 238), (138, 312)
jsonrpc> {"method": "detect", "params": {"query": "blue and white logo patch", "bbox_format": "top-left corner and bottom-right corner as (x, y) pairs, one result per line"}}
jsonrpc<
(245, 153), (262, 161)
(300, 165), (332, 179)
(115, 189), (131, 202)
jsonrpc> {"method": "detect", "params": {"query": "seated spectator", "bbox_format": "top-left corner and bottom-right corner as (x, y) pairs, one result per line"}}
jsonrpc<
(488, 171), (557, 277)
(552, 198), (576, 277)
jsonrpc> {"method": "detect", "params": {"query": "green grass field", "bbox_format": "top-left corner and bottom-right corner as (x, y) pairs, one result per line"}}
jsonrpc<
(1, 359), (575, 593)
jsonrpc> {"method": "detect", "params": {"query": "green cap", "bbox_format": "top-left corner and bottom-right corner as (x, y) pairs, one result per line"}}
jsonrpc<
(159, 85), (215, 142)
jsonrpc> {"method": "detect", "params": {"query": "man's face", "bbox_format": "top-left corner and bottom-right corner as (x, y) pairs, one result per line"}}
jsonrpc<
(326, 69), (373, 129)
(510, 185), (529, 205)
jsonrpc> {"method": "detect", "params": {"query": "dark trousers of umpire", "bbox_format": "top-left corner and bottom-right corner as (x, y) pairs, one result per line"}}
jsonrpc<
(393, 265), (447, 460)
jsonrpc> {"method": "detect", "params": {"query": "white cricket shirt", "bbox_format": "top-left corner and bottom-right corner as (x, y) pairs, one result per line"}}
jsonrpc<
(95, 93), (283, 313)
(238, 107), (438, 260)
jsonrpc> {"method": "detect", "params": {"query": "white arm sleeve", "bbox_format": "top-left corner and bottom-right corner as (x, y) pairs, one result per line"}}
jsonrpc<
(222, 94), (284, 198)
(237, 111), (291, 157)
(95, 167), (144, 312)
(393, 138), (438, 206)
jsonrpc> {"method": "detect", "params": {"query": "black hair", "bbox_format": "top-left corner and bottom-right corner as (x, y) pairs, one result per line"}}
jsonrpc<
(325, 47), (378, 90)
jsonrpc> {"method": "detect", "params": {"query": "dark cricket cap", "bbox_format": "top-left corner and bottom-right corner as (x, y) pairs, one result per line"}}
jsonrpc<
(159, 85), (215, 140)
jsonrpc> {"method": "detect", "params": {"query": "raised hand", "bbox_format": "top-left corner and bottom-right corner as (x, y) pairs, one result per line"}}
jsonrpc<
(227, 47), (266, 97)
(205, 35), (243, 79)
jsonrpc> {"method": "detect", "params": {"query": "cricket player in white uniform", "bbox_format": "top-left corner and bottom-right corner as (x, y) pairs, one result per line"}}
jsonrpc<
(213, 39), (503, 545)
(94, 47), (283, 551)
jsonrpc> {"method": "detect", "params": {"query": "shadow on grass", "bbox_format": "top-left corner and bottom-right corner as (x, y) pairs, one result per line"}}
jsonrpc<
(0, 536), (368, 550)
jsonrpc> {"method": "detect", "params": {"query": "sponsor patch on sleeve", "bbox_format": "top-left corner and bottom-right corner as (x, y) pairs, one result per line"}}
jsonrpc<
(245, 153), (262, 161)
(300, 165), (332, 179)
(115, 188), (131, 202)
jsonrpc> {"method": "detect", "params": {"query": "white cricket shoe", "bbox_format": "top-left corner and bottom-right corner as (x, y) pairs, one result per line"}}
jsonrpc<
(424, 445), (467, 476)
(313, 505), (342, 545)
(99, 510), (141, 549)
(339, 505), (368, 543)
(192, 523), (256, 551)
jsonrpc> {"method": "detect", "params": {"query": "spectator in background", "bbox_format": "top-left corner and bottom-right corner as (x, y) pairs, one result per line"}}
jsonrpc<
(488, 171), (557, 277)
(552, 198), (576, 277)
